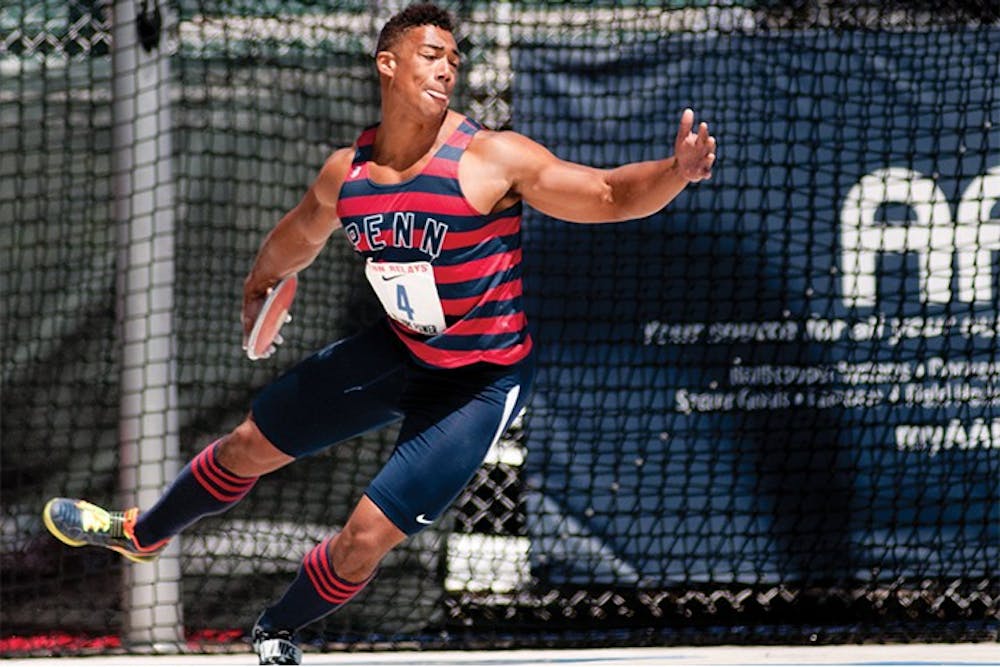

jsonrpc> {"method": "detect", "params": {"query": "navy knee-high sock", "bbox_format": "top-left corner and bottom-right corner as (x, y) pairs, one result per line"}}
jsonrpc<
(257, 537), (373, 632)
(132, 440), (258, 548)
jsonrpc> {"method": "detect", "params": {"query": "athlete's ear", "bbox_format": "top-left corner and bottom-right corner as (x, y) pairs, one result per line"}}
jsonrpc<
(375, 51), (396, 78)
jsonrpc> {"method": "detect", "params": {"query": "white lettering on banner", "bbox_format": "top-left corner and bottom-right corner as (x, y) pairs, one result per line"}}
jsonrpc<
(803, 318), (848, 341)
(642, 168), (1000, 454)
(705, 320), (799, 343)
(642, 321), (705, 345)
(923, 357), (1000, 380)
(727, 362), (913, 387)
(836, 361), (913, 384)
(900, 382), (1000, 408)
(729, 364), (838, 386)
(895, 419), (1000, 456)
(955, 166), (1000, 302)
(675, 388), (794, 414)
(840, 166), (1000, 307)
(642, 315), (1000, 346)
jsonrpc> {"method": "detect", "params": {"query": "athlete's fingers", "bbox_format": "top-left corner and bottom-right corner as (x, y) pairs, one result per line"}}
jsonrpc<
(676, 108), (695, 145)
(241, 294), (265, 336)
(703, 150), (716, 177)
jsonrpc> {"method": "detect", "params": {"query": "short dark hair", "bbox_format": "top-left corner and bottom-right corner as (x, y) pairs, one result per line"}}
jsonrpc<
(375, 3), (456, 54)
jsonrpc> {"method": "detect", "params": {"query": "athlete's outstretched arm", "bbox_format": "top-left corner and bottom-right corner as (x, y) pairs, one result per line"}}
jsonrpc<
(496, 108), (716, 224)
(241, 147), (352, 338)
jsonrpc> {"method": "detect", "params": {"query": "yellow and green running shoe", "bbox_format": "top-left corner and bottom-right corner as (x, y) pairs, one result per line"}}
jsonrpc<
(42, 498), (167, 564)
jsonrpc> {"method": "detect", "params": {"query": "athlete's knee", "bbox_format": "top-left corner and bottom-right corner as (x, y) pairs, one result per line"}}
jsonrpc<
(334, 523), (381, 561)
(215, 417), (293, 477)
(330, 523), (396, 581)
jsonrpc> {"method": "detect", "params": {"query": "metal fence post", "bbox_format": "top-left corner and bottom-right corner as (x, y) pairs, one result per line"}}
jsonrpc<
(111, 0), (184, 650)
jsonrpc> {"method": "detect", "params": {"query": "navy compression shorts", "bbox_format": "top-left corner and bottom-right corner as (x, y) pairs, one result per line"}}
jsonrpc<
(251, 319), (534, 535)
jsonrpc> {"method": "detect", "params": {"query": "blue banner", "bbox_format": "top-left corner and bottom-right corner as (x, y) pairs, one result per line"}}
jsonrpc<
(514, 29), (1000, 586)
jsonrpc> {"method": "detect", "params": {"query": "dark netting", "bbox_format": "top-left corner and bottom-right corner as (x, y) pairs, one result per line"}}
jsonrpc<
(1, 0), (997, 657)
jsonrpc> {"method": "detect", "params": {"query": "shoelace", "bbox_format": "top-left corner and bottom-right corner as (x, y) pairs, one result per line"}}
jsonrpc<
(75, 501), (134, 539)
(75, 501), (116, 534)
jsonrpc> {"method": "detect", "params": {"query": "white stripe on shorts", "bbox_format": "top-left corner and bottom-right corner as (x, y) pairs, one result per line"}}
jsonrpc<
(489, 385), (521, 452)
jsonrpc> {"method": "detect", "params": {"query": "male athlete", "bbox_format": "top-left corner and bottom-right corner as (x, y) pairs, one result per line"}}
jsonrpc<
(43, 3), (715, 664)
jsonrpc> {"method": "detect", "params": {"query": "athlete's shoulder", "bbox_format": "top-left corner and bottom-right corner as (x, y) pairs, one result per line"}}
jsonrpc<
(325, 145), (356, 170)
(312, 146), (357, 206)
(467, 127), (525, 154)
(467, 128), (552, 170)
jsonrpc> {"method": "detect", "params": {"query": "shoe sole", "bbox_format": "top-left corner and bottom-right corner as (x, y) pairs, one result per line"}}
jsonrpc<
(42, 499), (160, 565)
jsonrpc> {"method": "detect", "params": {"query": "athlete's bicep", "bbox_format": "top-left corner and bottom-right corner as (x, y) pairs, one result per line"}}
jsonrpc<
(500, 133), (616, 223)
(287, 188), (341, 246)
(525, 159), (616, 222)
(293, 148), (353, 243)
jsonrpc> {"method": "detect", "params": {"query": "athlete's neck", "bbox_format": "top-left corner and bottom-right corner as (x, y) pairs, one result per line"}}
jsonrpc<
(373, 108), (459, 171)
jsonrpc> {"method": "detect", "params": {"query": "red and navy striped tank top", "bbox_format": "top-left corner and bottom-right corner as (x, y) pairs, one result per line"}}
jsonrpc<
(336, 115), (533, 369)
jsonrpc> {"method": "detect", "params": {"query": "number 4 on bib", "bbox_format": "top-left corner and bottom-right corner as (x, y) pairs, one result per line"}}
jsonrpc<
(396, 284), (415, 321)
(364, 259), (446, 335)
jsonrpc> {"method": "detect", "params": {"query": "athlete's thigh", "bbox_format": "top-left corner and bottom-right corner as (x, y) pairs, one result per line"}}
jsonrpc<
(365, 357), (534, 535)
(251, 320), (409, 458)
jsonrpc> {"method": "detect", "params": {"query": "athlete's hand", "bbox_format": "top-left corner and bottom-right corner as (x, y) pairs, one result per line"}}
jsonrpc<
(673, 108), (716, 183)
(241, 277), (271, 350)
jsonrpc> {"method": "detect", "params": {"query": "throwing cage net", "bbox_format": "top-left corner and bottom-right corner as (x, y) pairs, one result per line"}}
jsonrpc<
(2, 0), (998, 656)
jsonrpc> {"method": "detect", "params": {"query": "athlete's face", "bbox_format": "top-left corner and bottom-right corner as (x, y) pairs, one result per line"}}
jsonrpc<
(381, 25), (460, 116)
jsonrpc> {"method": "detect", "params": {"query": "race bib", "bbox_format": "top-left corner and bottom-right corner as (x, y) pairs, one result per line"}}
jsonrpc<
(364, 259), (447, 335)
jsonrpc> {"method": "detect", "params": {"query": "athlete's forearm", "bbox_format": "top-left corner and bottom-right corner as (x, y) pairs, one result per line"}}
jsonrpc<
(245, 196), (337, 292)
(603, 156), (691, 221)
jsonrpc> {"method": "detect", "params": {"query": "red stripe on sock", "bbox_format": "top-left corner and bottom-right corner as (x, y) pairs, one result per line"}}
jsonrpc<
(305, 543), (354, 604)
(201, 446), (257, 491)
(190, 443), (257, 503)
(303, 539), (369, 605)
(190, 456), (231, 503)
(193, 452), (248, 500)
(205, 444), (257, 485)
